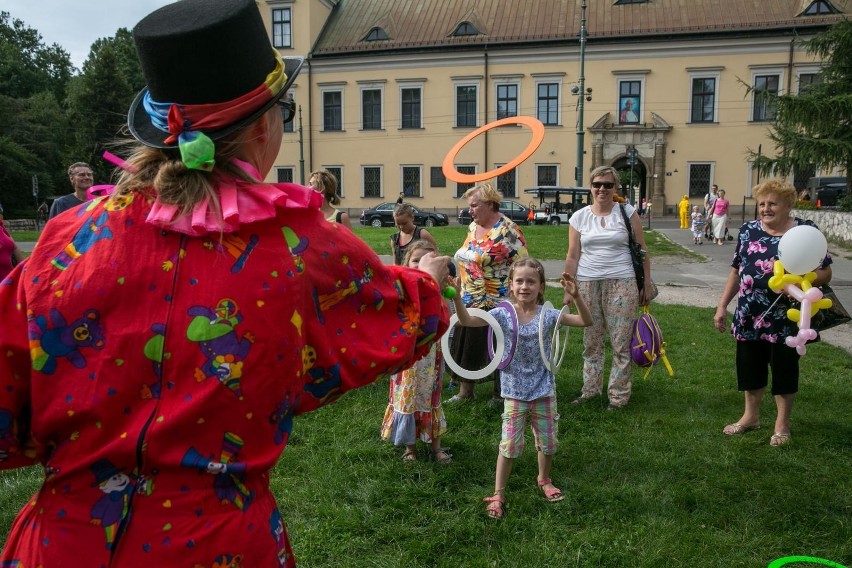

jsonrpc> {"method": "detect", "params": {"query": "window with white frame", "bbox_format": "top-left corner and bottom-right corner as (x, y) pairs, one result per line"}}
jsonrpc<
(401, 166), (422, 198)
(798, 73), (821, 94)
(536, 82), (560, 126)
(362, 166), (382, 198)
(321, 88), (344, 131)
(793, 164), (816, 191)
(618, 79), (642, 124)
(276, 167), (294, 183)
(272, 8), (292, 48)
(689, 72), (719, 123)
(455, 82), (478, 127)
(752, 72), (781, 122)
(796, 66), (822, 94)
(324, 166), (343, 197)
(399, 84), (423, 129)
(496, 166), (517, 198)
(536, 165), (558, 186)
(455, 166), (476, 198)
(496, 83), (519, 120)
(688, 163), (714, 198)
(361, 86), (383, 130)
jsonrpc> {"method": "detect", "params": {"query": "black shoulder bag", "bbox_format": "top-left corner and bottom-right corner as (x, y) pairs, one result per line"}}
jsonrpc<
(618, 203), (645, 292)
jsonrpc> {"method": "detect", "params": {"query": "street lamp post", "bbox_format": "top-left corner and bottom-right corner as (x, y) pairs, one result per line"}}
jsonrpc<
(574, 0), (588, 186)
(626, 145), (638, 203)
(297, 105), (306, 185)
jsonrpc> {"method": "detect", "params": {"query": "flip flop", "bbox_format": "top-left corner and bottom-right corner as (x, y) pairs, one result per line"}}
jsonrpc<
(770, 433), (791, 446)
(723, 422), (760, 436)
(444, 394), (473, 405)
(431, 449), (453, 464)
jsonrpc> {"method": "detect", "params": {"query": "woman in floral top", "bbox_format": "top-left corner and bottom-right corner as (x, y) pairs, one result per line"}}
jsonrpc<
(0, 1), (449, 565)
(447, 183), (528, 404)
(714, 179), (832, 447)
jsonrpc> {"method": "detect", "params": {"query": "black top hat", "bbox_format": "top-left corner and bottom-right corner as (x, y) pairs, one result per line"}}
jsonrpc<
(90, 458), (125, 485)
(127, 0), (303, 149)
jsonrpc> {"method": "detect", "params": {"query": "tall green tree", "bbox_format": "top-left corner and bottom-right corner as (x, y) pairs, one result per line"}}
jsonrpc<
(0, 92), (68, 214)
(0, 12), (73, 215)
(66, 29), (144, 183)
(751, 20), (852, 190)
(0, 12), (73, 101)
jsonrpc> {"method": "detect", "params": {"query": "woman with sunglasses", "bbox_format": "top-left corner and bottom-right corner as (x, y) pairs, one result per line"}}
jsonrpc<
(0, 0), (450, 565)
(565, 165), (651, 410)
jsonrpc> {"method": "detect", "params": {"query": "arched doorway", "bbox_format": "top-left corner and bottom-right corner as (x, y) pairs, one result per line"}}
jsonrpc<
(611, 155), (647, 206)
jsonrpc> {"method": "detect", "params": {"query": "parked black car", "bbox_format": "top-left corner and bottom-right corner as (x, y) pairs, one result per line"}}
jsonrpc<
(816, 182), (849, 206)
(359, 202), (449, 227)
(805, 176), (847, 206)
(458, 200), (531, 225)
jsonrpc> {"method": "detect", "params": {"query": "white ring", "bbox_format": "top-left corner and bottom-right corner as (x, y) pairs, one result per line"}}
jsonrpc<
(487, 300), (518, 369)
(549, 305), (570, 371)
(540, 302), (570, 373)
(441, 308), (505, 381)
(540, 302), (553, 372)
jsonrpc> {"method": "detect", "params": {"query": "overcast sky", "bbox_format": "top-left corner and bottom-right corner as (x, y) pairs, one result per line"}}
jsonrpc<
(5, 0), (174, 70)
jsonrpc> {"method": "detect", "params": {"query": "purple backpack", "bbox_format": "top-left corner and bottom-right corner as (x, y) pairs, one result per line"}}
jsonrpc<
(630, 307), (674, 379)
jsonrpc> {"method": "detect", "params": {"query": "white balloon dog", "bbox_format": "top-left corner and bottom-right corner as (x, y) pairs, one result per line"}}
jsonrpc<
(767, 226), (831, 356)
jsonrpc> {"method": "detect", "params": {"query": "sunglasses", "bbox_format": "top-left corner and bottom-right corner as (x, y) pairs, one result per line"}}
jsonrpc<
(277, 98), (296, 125)
(591, 181), (615, 189)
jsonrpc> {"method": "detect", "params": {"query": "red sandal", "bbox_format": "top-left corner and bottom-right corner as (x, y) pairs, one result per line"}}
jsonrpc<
(483, 493), (505, 519)
(537, 478), (565, 502)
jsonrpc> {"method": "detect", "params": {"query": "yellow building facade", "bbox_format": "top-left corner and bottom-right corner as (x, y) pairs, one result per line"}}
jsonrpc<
(260, 0), (849, 217)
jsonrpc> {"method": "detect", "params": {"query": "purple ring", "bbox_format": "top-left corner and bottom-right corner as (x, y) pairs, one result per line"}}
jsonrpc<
(487, 300), (518, 369)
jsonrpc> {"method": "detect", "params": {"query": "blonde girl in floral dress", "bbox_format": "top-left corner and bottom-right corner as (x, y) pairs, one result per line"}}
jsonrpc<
(381, 240), (452, 463)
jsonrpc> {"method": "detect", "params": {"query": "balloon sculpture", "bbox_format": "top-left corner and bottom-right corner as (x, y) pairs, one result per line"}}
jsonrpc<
(767, 225), (831, 356)
(86, 151), (134, 199)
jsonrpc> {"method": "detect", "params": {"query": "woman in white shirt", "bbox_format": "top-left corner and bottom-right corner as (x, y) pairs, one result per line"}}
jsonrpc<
(565, 166), (651, 410)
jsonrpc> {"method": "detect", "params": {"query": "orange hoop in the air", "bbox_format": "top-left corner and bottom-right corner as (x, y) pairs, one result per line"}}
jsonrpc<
(442, 116), (545, 184)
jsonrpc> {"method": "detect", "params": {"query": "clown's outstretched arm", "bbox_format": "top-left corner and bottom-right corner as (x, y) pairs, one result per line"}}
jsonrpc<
(448, 278), (486, 327)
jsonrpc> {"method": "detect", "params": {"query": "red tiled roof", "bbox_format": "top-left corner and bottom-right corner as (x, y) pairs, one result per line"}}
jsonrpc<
(311, 0), (850, 55)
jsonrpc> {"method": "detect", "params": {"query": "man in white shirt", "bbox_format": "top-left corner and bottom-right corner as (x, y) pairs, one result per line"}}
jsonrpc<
(703, 184), (718, 239)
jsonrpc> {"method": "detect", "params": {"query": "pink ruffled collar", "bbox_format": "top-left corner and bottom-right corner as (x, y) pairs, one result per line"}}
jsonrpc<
(145, 159), (322, 236)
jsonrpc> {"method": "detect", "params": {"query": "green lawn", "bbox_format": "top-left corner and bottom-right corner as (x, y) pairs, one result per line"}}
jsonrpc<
(9, 231), (39, 242)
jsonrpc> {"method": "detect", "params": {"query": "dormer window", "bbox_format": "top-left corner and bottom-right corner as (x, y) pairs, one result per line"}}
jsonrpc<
(452, 21), (480, 37)
(363, 27), (390, 41)
(802, 0), (838, 14)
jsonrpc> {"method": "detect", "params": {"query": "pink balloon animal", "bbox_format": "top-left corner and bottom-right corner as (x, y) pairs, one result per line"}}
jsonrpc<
(767, 261), (832, 356)
(86, 151), (136, 200)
